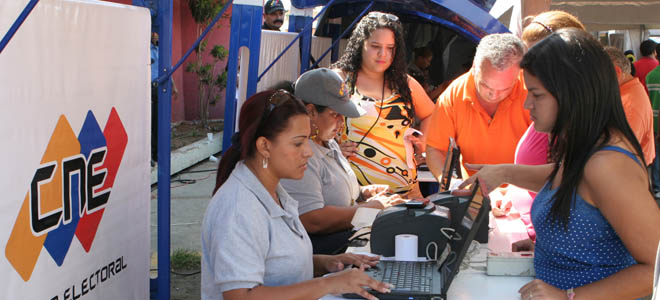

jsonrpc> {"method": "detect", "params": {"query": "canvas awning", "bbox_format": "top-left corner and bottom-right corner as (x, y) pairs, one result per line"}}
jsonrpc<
(550, 1), (660, 30)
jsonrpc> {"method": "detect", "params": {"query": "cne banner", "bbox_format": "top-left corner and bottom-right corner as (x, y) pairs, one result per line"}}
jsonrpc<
(0, 0), (151, 299)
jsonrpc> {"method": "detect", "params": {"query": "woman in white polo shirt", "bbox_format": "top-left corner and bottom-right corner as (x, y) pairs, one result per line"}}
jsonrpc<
(203, 89), (390, 300)
(281, 68), (405, 255)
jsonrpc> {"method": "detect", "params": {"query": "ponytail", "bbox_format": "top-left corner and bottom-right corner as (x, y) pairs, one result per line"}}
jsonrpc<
(214, 143), (241, 194)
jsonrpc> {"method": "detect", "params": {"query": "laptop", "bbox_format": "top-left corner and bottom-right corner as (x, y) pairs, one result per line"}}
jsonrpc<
(345, 180), (491, 300)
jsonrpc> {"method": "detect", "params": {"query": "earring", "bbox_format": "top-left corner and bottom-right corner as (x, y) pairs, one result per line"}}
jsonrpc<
(262, 157), (269, 169)
(310, 123), (319, 140)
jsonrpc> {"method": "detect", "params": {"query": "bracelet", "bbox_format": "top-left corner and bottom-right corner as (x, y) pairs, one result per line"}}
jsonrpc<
(566, 288), (575, 300)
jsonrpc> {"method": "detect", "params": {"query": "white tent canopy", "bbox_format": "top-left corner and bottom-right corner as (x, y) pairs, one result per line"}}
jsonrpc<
(491, 0), (660, 56)
(551, 0), (660, 31)
(549, 1), (660, 56)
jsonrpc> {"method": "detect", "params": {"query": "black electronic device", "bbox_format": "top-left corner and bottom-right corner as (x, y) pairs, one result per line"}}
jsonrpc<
(370, 202), (450, 258)
(369, 183), (479, 259)
(440, 137), (461, 192)
(345, 180), (491, 300)
(402, 199), (428, 209)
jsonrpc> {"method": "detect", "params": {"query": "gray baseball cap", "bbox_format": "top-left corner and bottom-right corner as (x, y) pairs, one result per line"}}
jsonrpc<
(294, 68), (366, 118)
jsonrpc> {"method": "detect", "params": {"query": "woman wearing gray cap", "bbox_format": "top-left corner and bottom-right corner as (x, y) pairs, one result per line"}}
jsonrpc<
(281, 68), (405, 255)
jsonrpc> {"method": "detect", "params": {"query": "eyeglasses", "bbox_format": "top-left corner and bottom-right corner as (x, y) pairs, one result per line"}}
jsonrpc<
(367, 12), (399, 24)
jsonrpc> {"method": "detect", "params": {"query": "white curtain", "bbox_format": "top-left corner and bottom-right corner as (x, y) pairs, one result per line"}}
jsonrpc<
(257, 30), (347, 92)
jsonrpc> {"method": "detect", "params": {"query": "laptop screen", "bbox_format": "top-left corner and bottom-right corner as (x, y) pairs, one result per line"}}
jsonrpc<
(440, 179), (490, 295)
(440, 137), (460, 192)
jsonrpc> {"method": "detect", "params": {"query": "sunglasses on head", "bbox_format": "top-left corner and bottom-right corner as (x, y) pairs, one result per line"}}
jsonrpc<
(265, 89), (294, 113)
(254, 89), (295, 134)
(367, 12), (399, 23)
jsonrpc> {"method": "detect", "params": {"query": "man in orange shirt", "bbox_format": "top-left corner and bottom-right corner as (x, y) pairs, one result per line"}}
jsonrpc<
(425, 33), (530, 180)
(604, 46), (655, 165)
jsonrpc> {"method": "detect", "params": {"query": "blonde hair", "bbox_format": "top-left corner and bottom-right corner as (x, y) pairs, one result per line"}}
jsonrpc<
(522, 11), (585, 46)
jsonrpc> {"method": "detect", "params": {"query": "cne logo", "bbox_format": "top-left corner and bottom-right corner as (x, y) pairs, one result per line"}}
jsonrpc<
(5, 108), (128, 281)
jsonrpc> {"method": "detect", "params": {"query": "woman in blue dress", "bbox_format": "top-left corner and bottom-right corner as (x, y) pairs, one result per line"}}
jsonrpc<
(458, 28), (660, 299)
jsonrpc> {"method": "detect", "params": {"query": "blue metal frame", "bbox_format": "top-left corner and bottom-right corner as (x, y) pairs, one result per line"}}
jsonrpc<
(299, 19), (312, 73)
(222, 3), (263, 152)
(154, 0), (173, 299)
(0, 0), (39, 54)
(289, 13), (313, 74)
(288, 15), (307, 32)
(431, 0), (509, 35)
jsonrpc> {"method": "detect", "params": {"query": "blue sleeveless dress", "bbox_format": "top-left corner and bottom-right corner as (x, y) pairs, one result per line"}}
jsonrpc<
(531, 146), (638, 289)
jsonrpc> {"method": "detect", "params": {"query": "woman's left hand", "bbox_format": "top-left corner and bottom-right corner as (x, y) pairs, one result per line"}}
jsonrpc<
(322, 253), (380, 273)
(519, 279), (569, 300)
(364, 193), (406, 209)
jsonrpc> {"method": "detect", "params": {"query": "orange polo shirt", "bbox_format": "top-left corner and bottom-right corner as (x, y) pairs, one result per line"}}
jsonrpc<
(425, 69), (531, 175)
(620, 77), (655, 165)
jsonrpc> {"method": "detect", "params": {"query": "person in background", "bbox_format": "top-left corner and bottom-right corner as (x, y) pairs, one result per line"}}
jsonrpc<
(634, 39), (659, 93)
(262, 0), (285, 31)
(646, 43), (660, 196)
(281, 68), (405, 255)
(150, 32), (177, 165)
(498, 11), (586, 238)
(407, 46), (445, 101)
(203, 90), (391, 300)
(624, 49), (637, 76)
(151, 32), (159, 164)
(604, 46), (655, 165)
(459, 28), (660, 300)
(331, 11), (435, 197)
(425, 33), (530, 180)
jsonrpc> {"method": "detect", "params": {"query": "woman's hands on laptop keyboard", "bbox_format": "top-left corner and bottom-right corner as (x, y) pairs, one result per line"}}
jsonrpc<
(323, 263), (392, 300)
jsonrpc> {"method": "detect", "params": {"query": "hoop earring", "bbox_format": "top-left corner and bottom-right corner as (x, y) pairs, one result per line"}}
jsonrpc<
(310, 123), (319, 140)
(262, 157), (269, 169)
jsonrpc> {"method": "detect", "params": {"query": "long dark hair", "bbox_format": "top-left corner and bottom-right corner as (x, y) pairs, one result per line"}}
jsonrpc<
(214, 90), (308, 193)
(520, 28), (647, 227)
(331, 11), (412, 111)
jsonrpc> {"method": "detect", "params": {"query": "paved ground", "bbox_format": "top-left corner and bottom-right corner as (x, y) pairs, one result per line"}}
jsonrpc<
(150, 159), (218, 299)
(150, 159), (217, 254)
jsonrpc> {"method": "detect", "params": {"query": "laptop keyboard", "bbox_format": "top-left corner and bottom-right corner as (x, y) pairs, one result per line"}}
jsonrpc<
(380, 261), (434, 292)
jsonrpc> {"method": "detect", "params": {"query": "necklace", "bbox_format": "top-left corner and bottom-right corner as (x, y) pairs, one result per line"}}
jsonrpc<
(356, 78), (385, 147)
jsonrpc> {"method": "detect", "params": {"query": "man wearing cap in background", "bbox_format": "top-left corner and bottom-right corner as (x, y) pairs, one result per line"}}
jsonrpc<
(262, 0), (285, 31)
(281, 68), (405, 254)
